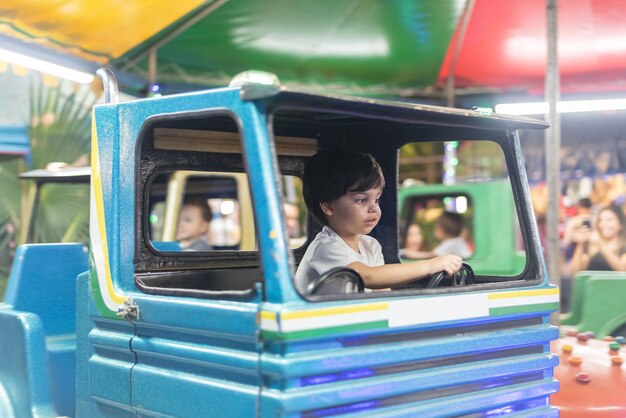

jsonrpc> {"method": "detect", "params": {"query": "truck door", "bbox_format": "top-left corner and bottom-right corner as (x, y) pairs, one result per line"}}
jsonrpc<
(128, 114), (264, 417)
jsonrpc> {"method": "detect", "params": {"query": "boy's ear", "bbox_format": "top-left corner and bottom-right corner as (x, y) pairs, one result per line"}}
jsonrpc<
(320, 201), (333, 216)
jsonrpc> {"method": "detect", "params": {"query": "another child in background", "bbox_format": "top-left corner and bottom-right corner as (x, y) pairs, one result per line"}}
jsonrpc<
(284, 202), (302, 238)
(295, 149), (462, 294)
(284, 201), (306, 248)
(431, 211), (473, 259)
(176, 197), (213, 251)
(400, 223), (432, 260)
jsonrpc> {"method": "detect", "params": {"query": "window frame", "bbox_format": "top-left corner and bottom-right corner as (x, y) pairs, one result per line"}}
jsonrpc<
(134, 109), (262, 274)
(133, 109), (311, 278)
(394, 135), (539, 289)
(267, 101), (544, 301)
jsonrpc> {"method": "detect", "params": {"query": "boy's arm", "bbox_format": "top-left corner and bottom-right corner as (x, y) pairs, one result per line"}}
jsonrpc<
(347, 254), (463, 289)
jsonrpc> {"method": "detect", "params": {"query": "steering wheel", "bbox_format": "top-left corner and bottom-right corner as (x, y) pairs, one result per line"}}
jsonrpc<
(426, 262), (475, 288)
(306, 267), (365, 296)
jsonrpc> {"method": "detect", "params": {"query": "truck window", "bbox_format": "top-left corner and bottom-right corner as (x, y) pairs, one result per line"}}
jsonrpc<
(147, 171), (245, 251)
(146, 171), (306, 253)
(399, 140), (526, 277)
(134, 113), (260, 298)
(134, 112), (311, 298)
(400, 193), (474, 259)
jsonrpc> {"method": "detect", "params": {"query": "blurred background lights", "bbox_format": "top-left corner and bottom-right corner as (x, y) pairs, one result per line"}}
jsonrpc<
(495, 98), (626, 115)
(149, 83), (162, 97)
(0, 47), (94, 84)
(220, 199), (235, 216)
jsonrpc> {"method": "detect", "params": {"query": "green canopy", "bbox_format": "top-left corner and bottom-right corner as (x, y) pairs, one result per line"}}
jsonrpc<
(117, 1), (462, 95)
(3, 0), (626, 98)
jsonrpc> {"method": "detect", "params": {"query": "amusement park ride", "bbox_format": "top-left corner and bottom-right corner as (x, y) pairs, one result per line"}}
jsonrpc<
(0, 70), (623, 417)
(398, 184), (626, 417)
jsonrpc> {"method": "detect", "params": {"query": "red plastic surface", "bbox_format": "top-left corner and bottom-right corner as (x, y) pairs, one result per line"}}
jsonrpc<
(551, 336), (626, 417)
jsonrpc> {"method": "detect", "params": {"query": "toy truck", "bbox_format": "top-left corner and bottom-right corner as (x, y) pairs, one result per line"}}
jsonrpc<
(399, 181), (526, 277)
(0, 71), (560, 417)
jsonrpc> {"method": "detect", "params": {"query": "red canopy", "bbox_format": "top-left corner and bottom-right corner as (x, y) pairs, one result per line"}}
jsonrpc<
(438, 0), (626, 96)
(2, 0), (626, 97)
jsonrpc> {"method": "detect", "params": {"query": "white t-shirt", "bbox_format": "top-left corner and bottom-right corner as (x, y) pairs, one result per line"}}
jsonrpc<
(432, 237), (473, 259)
(294, 226), (385, 294)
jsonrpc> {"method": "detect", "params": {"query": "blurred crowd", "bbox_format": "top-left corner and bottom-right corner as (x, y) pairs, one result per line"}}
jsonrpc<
(532, 174), (626, 277)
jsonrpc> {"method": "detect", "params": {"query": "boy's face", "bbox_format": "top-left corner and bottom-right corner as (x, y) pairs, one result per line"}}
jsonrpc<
(322, 186), (382, 236)
(176, 205), (209, 242)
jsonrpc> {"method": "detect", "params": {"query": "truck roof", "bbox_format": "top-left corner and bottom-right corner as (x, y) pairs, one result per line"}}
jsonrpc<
(259, 87), (550, 132)
(96, 83), (549, 136)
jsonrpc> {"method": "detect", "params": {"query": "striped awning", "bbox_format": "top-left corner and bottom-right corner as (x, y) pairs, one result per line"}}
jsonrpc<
(1, 0), (626, 97)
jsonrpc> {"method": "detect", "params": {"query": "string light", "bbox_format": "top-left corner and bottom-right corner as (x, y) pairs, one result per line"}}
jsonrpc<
(0, 47), (93, 84)
(495, 98), (626, 115)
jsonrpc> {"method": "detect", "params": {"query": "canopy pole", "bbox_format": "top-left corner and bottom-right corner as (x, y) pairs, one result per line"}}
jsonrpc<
(149, 48), (157, 87)
(121, 0), (229, 71)
(446, 0), (475, 108)
(545, 0), (561, 318)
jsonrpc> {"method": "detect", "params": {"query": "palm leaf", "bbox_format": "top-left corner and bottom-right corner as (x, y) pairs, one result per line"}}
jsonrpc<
(32, 183), (90, 244)
(28, 81), (95, 245)
(30, 83), (94, 169)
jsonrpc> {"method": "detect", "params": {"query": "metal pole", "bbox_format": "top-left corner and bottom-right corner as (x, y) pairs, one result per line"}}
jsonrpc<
(545, 0), (561, 317)
(96, 68), (119, 104)
(121, 0), (229, 71)
(443, 0), (475, 186)
(149, 48), (157, 87)
(446, 0), (475, 108)
(284, 176), (296, 204)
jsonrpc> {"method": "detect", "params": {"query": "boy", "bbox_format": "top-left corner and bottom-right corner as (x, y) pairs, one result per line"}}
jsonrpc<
(295, 149), (463, 294)
(176, 197), (213, 251)
(431, 212), (473, 258)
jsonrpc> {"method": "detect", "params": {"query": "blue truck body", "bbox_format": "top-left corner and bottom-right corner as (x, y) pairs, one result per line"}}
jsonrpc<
(0, 81), (559, 417)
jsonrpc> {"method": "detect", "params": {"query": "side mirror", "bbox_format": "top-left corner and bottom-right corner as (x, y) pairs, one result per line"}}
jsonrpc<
(306, 267), (365, 296)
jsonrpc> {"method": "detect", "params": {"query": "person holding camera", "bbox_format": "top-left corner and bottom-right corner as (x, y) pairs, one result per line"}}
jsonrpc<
(568, 204), (626, 276)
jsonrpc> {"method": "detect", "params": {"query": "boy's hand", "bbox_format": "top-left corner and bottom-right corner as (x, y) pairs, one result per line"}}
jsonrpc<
(427, 254), (463, 276)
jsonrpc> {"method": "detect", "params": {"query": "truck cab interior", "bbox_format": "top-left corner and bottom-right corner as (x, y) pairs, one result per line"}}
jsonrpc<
(133, 93), (544, 301)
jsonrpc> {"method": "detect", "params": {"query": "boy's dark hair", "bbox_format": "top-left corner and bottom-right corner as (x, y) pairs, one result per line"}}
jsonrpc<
(303, 149), (385, 225)
(182, 197), (213, 223)
(436, 211), (465, 238)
